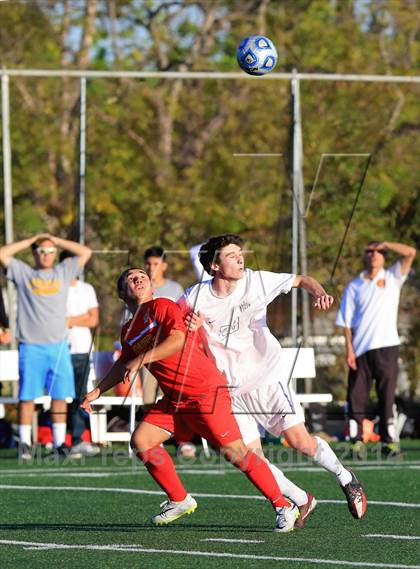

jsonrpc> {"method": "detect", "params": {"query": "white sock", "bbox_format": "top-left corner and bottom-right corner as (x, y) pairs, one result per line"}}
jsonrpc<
(52, 423), (67, 448)
(19, 425), (32, 446)
(269, 463), (308, 507)
(314, 436), (352, 486)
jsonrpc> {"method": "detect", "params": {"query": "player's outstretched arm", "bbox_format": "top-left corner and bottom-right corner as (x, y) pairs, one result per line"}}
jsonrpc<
(80, 359), (127, 413)
(293, 275), (334, 311)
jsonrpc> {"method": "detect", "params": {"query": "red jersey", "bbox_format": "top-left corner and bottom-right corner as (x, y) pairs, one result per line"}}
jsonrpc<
(120, 298), (226, 404)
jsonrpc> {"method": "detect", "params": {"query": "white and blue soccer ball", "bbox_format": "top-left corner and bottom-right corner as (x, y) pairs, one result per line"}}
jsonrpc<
(237, 35), (278, 76)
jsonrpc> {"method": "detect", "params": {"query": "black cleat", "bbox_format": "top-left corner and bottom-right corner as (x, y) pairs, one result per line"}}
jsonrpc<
(341, 468), (367, 519)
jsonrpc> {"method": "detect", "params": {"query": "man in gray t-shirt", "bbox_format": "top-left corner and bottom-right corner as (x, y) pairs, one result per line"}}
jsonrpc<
(144, 246), (184, 302)
(0, 233), (92, 459)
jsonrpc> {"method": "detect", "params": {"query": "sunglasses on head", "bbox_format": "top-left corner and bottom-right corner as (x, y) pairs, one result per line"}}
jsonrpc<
(36, 247), (57, 255)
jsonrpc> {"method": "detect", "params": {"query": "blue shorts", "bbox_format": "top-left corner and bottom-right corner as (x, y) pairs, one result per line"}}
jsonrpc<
(18, 342), (75, 401)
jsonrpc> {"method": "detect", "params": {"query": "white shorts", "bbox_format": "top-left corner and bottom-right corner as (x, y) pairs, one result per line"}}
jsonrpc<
(231, 381), (305, 445)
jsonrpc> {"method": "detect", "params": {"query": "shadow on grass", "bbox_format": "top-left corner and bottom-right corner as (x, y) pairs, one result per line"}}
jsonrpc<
(0, 522), (270, 533)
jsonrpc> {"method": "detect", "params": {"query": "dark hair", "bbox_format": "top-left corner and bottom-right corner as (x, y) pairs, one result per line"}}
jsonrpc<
(117, 267), (146, 300)
(199, 234), (244, 275)
(59, 250), (74, 263)
(144, 246), (166, 262)
(31, 237), (54, 253)
(366, 241), (387, 258)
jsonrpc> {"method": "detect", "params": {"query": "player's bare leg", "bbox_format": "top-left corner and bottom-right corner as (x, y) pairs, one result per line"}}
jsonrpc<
(220, 438), (299, 532)
(131, 422), (197, 525)
(246, 436), (317, 528)
(283, 422), (367, 519)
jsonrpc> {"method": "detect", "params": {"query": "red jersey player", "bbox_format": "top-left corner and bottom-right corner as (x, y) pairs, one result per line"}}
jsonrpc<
(82, 267), (304, 532)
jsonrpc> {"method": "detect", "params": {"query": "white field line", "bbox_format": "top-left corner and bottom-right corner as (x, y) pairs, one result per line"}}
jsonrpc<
(0, 484), (419, 509)
(364, 534), (420, 541)
(0, 469), (224, 478)
(0, 540), (419, 568)
(202, 538), (265, 543)
(1, 460), (419, 477)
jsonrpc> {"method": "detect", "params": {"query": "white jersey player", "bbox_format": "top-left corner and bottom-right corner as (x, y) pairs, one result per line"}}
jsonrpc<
(182, 234), (367, 520)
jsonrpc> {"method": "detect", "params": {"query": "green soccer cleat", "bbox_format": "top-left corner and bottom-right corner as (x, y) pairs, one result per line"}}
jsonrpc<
(151, 494), (198, 526)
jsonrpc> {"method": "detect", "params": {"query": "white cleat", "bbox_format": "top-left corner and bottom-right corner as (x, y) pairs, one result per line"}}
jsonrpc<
(274, 501), (300, 533)
(151, 494), (198, 526)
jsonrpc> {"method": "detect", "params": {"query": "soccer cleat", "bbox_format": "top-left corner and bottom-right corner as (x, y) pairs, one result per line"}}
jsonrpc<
(18, 443), (33, 461)
(274, 501), (300, 533)
(341, 468), (367, 519)
(350, 440), (366, 460)
(381, 442), (402, 458)
(295, 492), (317, 529)
(151, 494), (197, 526)
(46, 443), (71, 457)
(70, 441), (100, 458)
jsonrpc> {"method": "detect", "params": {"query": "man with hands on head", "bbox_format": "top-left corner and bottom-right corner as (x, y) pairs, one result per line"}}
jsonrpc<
(0, 233), (92, 459)
(336, 240), (416, 457)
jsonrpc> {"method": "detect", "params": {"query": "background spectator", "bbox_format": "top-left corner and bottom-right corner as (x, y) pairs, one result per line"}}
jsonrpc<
(144, 246), (184, 300)
(60, 250), (100, 458)
(336, 240), (416, 457)
(0, 233), (91, 459)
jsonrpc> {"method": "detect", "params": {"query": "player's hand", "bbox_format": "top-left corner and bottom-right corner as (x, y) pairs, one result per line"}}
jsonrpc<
(184, 310), (204, 332)
(0, 329), (11, 345)
(313, 294), (334, 311)
(370, 241), (387, 253)
(80, 387), (101, 413)
(123, 357), (143, 383)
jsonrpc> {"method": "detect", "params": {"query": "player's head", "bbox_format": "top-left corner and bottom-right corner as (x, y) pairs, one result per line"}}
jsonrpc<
(117, 268), (153, 304)
(364, 241), (386, 270)
(144, 245), (167, 282)
(31, 237), (57, 269)
(199, 234), (245, 279)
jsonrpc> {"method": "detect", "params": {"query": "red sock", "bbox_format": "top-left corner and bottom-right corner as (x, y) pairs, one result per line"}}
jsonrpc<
(236, 450), (289, 508)
(139, 446), (187, 502)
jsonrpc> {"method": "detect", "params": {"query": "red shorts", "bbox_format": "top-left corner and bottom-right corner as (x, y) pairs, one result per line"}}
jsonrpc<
(142, 387), (242, 448)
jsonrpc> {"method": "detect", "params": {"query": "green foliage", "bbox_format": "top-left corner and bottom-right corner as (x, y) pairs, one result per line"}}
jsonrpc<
(0, 0), (418, 382)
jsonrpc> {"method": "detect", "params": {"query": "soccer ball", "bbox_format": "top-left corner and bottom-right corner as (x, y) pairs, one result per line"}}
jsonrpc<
(237, 35), (278, 76)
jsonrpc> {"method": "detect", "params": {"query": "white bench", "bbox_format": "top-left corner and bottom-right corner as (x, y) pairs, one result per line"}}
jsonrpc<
(0, 350), (143, 446)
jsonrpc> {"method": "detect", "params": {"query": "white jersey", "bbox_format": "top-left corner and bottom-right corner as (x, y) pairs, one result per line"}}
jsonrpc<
(335, 261), (407, 357)
(183, 269), (296, 396)
(66, 280), (99, 354)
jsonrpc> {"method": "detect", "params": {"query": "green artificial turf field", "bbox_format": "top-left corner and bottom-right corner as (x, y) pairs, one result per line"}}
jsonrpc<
(0, 441), (419, 569)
